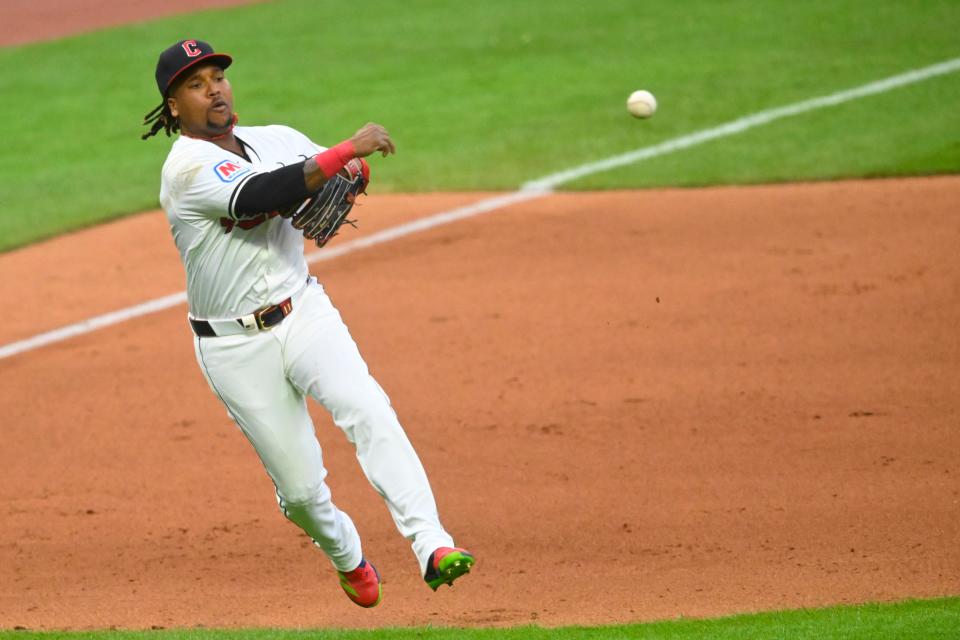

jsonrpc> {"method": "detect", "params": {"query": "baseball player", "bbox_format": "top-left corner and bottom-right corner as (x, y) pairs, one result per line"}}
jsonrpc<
(142, 39), (474, 608)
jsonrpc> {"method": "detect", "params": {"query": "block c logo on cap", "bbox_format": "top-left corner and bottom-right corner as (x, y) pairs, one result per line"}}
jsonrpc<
(181, 40), (202, 57)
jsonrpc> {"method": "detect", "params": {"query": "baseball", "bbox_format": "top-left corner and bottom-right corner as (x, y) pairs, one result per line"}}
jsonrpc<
(627, 89), (657, 119)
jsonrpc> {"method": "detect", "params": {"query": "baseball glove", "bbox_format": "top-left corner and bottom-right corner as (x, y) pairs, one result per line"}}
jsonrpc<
(281, 158), (369, 247)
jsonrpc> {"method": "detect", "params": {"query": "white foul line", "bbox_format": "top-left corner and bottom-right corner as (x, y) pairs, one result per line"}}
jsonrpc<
(523, 56), (960, 191)
(2, 56), (959, 361)
(0, 292), (188, 359)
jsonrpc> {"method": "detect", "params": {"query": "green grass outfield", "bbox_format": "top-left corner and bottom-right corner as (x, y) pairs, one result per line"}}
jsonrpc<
(1, 0), (959, 250)
(2, 598), (959, 639)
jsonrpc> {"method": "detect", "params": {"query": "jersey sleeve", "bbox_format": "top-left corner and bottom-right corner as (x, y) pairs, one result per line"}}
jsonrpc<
(267, 124), (325, 156)
(165, 148), (260, 221)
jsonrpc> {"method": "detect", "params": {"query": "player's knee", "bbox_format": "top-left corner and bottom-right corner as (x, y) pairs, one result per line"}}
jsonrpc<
(332, 385), (399, 426)
(320, 376), (392, 416)
(338, 404), (406, 447)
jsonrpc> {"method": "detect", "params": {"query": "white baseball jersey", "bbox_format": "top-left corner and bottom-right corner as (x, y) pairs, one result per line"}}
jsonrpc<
(159, 125), (322, 319)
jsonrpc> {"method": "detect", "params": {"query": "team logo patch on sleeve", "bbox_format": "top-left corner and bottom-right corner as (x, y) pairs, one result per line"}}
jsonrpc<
(214, 160), (251, 183)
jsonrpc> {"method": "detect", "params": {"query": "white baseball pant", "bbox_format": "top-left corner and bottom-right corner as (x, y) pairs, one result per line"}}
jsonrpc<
(192, 278), (454, 574)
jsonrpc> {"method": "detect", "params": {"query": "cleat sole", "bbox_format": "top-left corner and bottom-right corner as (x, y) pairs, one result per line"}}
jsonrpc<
(427, 551), (475, 591)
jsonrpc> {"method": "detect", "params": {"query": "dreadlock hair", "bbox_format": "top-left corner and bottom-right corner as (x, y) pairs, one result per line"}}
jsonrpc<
(141, 101), (180, 140)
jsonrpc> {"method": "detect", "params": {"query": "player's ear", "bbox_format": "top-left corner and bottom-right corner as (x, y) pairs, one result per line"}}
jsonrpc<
(167, 96), (179, 118)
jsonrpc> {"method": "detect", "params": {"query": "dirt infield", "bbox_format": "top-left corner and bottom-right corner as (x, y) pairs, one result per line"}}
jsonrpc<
(5, 1), (958, 631)
(1, 178), (958, 630)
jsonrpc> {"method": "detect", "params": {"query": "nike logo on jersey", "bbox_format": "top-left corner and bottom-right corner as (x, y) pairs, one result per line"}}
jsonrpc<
(214, 160), (252, 183)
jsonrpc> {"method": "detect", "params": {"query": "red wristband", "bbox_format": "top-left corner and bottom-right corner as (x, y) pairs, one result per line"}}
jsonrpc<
(314, 140), (356, 179)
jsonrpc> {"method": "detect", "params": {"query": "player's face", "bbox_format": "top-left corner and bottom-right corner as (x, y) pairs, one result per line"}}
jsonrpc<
(167, 64), (235, 137)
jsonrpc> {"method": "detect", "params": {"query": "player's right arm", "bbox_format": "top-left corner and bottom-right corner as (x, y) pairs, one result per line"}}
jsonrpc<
(232, 123), (394, 216)
(300, 123), (395, 192)
(168, 123), (395, 221)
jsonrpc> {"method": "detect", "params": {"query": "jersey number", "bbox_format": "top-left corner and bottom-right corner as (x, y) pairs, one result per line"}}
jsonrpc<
(220, 211), (279, 233)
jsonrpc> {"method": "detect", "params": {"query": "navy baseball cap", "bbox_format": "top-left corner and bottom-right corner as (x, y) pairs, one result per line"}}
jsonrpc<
(155, 39), (232, 97)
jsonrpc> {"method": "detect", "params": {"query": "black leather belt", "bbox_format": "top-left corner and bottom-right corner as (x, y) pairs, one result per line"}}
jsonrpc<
(190, 296), (294, 337)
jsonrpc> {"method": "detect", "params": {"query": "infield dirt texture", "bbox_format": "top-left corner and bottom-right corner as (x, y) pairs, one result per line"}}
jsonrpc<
(1, 0), (959, 633)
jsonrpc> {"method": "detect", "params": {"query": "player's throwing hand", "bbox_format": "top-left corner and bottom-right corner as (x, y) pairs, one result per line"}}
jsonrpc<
(350, 122), (396, 158)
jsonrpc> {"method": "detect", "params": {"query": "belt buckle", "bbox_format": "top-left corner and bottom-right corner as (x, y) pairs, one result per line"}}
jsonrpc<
(253, 305), (274, 330)
(248, 297), (293, 332)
